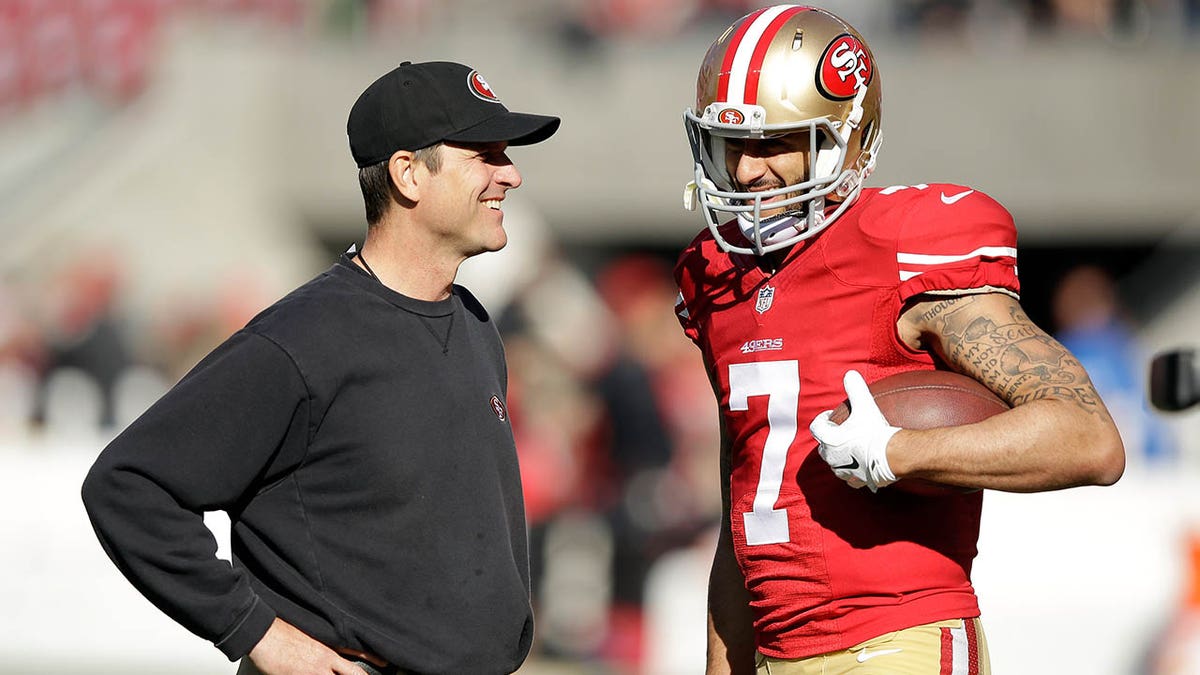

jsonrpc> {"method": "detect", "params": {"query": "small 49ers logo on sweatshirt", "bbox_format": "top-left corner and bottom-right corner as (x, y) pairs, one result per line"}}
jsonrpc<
(489, 394), (507, 421)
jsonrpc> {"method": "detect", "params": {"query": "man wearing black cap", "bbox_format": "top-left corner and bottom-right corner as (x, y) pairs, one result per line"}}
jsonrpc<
(82, 61), (559, 675)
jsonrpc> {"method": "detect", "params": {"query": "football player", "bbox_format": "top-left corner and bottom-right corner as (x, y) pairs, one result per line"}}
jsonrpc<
(673, 5), (1125, 674)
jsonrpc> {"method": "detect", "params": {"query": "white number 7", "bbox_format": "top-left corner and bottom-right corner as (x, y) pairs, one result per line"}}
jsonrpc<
(728, 360), (798, 546)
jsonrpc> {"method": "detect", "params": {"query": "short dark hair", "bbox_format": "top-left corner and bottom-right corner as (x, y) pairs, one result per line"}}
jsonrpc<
(357, 143), (443, 226)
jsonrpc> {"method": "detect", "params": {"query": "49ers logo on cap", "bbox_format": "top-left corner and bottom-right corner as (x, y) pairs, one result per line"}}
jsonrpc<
(468, 70), (501, 102)
(718, 108), (745, 125)
(816, 34), (872, 100)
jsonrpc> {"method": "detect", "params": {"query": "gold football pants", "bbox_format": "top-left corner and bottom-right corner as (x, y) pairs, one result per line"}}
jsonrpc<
(756, 618), (990, 675)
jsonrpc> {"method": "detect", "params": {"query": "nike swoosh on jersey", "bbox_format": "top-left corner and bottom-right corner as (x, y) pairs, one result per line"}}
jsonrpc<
(856, 647), (903, 663)
(940, 189), (975, 205)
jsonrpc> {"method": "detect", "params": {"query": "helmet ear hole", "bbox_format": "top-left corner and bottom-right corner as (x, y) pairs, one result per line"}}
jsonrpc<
(861, 119), (877, 150)
(816, 129), (834, 151)
(701, 133), (735, 191)
(858, 118), (881, 169)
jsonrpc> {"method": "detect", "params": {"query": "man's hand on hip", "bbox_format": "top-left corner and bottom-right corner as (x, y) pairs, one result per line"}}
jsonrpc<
(810, 370), (900, 493)
(248, 618), (369, 675)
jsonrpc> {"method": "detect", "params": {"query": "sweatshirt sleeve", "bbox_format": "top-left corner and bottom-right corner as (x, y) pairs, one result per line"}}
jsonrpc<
(81, 330), (310, 660)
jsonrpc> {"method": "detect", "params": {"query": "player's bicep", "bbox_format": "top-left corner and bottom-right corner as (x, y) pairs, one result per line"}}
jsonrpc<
(905, 293), (1109, 417)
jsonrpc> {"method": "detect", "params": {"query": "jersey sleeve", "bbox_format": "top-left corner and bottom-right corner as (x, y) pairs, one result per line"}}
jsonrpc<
(81, 330), (310, 660)
(673, 236), (706, 345)
(895, 187), (1020, 303)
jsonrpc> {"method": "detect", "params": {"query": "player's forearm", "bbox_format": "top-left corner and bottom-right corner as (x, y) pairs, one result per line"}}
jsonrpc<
(902, 292), (1125, 491)
(706, 530), (756, 675)
(887, 397), (1124, 492)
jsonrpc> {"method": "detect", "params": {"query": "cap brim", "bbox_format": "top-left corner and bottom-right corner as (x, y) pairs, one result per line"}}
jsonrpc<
(444, 111), (560, 146)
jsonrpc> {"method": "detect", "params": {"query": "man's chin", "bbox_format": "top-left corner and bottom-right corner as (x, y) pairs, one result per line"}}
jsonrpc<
(483, 233), (508, 254)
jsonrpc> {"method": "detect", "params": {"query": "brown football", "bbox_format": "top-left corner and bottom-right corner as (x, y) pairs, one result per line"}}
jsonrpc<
(830, 370), (1010, 496)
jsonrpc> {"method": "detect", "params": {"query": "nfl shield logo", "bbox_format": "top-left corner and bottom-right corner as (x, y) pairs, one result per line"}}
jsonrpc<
(755, 285), (775, 314)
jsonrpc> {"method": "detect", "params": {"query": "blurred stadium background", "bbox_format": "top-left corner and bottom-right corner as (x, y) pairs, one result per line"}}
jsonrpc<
(1, 0), (1199, 673)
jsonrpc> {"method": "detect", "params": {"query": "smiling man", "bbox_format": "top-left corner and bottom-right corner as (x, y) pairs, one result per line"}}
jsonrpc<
(82, 61), (559, 675)
(673, 6), (1124, 675)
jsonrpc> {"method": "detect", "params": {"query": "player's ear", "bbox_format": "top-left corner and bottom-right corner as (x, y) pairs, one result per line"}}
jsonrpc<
(389, 150), (420, 203)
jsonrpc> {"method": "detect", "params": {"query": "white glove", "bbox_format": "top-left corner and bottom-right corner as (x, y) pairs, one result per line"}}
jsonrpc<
(810, 370), (900, 492)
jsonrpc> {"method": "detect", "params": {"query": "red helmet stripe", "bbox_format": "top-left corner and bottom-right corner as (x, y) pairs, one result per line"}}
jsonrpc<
(743, 6), (807, 105)
(716, 6), (772, 103)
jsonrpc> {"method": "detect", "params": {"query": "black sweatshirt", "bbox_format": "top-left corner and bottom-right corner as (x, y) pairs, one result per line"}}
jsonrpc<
(82, 255), (533, 674)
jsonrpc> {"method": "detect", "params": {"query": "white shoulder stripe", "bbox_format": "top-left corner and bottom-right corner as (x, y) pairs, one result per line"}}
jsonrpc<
(674, 291), (690, 319)
(896, 246), (1017, 265)
(726, 5), (797, 105)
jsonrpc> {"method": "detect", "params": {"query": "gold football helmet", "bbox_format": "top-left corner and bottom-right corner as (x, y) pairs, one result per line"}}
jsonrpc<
(684, 5), (883, 255)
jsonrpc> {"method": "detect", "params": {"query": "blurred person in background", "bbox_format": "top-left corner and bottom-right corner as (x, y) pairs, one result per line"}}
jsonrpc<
(82, 60), (558, 675)
(35, 249), (134, 431)
(0, 280), (46, 434)
(1052, 264), (1175, 467)
(673, 6), (1124, 674)
(494, 251), (725, 669)
(493, 268), (610, 663)
(590, 254), (723, 665)
(591, 255), (680, 617)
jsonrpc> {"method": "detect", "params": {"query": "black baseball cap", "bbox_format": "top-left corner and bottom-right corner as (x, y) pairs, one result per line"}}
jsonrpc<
(347, 61), (561, 168)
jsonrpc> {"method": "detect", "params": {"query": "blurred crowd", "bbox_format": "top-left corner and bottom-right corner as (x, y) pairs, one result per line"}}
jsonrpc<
(559, 0), (1200, 42)
(3, 0), (1200, 111)
(0, 246), (270, 438)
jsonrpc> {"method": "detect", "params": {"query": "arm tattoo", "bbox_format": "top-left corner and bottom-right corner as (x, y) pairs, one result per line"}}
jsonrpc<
(917, 296), (965, 325)
(925, 296), (1108, 417)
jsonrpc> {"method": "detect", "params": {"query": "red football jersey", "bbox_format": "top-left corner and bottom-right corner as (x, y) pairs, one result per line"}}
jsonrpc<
(674, 184), (1020, 659)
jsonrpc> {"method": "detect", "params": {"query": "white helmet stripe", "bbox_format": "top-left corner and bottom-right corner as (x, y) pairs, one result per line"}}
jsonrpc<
(724, 5), (803, 105)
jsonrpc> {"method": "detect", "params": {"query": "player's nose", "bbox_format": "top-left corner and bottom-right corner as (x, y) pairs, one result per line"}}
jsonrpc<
(734, 153), (768, 188)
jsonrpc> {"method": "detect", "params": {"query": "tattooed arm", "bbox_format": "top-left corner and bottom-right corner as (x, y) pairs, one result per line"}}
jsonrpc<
(890, 292), (1124, 492)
